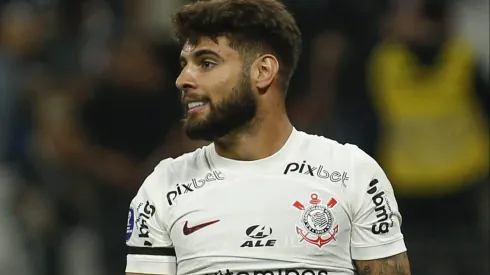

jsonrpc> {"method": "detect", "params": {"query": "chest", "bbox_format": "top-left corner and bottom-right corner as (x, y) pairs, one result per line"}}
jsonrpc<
(165, 171), (353, 265)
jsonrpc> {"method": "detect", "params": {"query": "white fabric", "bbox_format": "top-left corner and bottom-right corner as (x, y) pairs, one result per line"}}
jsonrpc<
(125, 129), (406, 275)
(126, 255), (177, 275)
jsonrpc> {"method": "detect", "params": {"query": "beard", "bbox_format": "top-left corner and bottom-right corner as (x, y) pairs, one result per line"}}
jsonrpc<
(182, 72), (257, 141)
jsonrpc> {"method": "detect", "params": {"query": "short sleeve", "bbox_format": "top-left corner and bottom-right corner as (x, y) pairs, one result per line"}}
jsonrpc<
(125, 164), (177, 275)
(349, 149), (407, 260)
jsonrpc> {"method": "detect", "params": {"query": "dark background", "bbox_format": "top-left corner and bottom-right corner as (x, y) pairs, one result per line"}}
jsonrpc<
(0, 0), (488, 274)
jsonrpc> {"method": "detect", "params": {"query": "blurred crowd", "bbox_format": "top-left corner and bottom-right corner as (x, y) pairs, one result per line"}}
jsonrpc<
(0, 0), (488, 275)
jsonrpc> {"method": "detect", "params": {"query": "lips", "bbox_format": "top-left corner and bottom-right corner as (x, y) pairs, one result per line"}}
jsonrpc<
(183, 94), (210, 115)
(186, 101), (209, 115)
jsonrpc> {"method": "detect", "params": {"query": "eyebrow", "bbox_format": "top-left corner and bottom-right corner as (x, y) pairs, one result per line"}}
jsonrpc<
(179, 49), (224, 65)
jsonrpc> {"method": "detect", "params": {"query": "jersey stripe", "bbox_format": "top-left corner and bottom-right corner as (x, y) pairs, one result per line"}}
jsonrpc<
(127, 246), (176, 256)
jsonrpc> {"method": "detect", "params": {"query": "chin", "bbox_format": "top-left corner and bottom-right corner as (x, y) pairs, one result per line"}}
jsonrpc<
(183, 121), (212, 140)
(183, 115), (207, 128)
(184, 129), (218, 141)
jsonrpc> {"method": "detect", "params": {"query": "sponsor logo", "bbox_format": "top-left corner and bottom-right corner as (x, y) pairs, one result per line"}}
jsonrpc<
(367, 179), (394, 234)
(183, 220), (220, 235)
(126, 208), (134, 242)
(292, 193), (339, 248)
(246, 225), (272, 239)
(240, 225), (276, 248)
(136, 202), (143, 211)
(284, 161), (349, 186)
(166, 170), (225, 206)
(210, 269), (329, 275)
(135, 201), (156, 246)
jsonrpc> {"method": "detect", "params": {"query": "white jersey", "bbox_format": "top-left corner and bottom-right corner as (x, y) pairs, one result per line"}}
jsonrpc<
(125, 129), (406, 275)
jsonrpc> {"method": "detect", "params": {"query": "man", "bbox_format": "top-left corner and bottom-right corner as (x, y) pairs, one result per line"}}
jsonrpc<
(125, 0), (411, 274)
(334, 0), (488, 274)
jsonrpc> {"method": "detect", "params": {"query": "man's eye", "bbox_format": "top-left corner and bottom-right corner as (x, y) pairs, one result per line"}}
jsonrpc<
(201, 61), (216, 69)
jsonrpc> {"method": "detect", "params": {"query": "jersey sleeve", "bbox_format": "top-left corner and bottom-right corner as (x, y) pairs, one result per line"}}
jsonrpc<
(349, 148), (407, 260)
(125, 161), (177, 275)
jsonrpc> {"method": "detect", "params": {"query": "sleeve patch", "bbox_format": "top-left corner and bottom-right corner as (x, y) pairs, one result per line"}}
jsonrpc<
(126, 207), (135, 242)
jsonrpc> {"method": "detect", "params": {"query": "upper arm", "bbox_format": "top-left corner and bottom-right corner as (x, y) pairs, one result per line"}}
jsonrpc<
(354, 252), (411, 275)
(349, 147), (407, 260)
(125, 162), (177, 275)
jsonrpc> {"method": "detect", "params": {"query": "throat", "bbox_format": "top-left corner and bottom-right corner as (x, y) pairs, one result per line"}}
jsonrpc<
(214, 118), (293, 161)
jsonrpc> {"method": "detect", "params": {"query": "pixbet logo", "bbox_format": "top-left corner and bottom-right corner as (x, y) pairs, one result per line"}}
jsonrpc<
(166, 170), (224, 205)
(284, 161), (349, 186)
(367, 179), (394, 234)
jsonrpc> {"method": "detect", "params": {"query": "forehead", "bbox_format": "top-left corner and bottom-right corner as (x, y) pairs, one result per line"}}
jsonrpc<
(180, 36), (239, 60)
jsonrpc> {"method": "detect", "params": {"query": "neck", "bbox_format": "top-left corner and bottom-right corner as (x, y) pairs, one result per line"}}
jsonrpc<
(214, 111), (293, 161)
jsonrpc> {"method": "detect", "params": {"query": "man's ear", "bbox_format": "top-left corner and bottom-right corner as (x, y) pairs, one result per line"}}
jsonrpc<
(251, 54), (279, 93)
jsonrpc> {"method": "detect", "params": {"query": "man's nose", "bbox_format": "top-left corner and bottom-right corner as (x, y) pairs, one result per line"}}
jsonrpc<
(176, 68), (197, 91)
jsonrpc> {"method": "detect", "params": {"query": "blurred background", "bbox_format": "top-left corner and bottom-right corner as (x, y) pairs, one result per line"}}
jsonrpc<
(0, 0), (488, 274)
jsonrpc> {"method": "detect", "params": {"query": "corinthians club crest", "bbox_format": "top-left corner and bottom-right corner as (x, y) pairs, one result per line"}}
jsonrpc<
(292, 193), (339, 248)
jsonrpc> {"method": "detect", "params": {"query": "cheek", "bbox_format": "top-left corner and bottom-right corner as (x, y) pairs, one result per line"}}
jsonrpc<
(203, 70), (239, 101)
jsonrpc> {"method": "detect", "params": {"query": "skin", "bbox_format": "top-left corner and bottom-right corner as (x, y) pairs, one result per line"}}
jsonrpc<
(176, 36), (293, 161)
(126, 36), (293, 275)
(355, 252), (411, 275)
(127, 37), (412, 275)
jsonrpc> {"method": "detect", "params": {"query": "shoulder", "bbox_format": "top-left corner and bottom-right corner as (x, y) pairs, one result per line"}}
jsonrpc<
(140, 145), (212, 193)
(296, 131), (384, 198)
(296, 130), (377, 170)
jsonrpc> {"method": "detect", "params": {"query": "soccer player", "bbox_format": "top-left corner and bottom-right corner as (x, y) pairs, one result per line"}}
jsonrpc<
(125, 0), (411, 274)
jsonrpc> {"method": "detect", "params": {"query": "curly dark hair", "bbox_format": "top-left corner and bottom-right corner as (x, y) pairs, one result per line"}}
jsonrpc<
(172, 0), (302, 92)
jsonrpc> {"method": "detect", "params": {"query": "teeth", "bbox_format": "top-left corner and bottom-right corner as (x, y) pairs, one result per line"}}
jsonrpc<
(188, 102), (205, 109)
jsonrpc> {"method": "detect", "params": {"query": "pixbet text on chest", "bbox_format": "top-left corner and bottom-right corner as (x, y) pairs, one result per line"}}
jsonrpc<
(283, 161), (349, 185)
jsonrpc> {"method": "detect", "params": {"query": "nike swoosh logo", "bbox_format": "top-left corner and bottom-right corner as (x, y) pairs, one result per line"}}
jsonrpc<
(183, 220), (220, 235)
